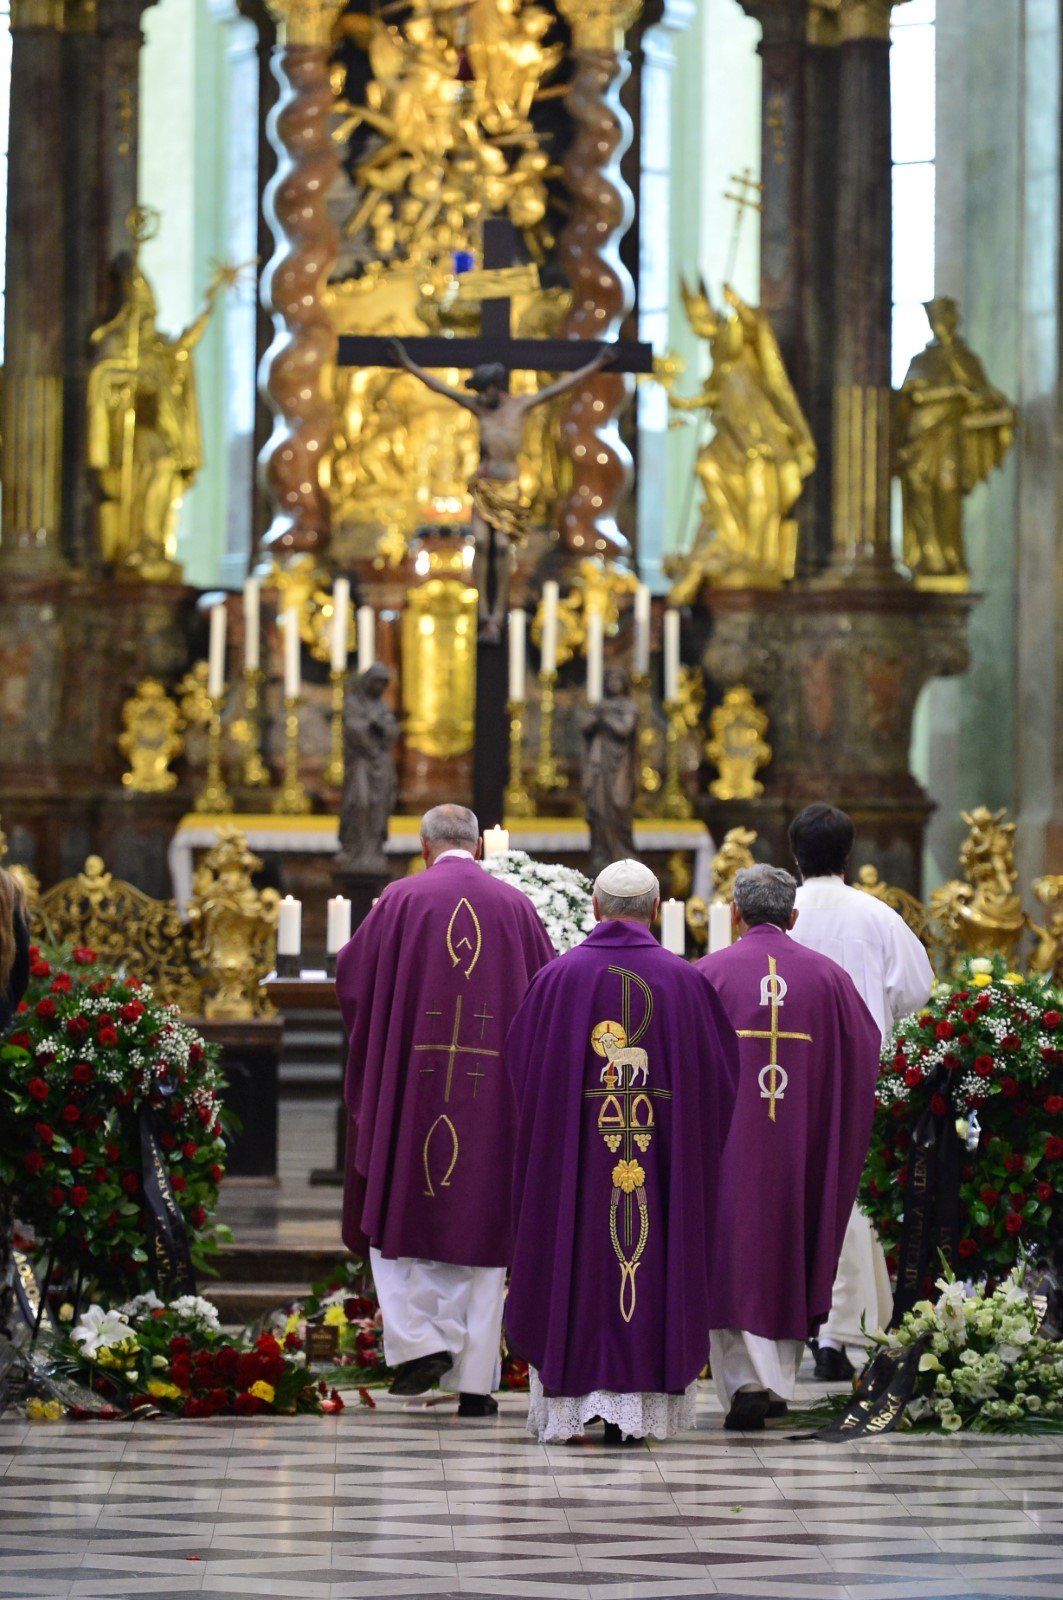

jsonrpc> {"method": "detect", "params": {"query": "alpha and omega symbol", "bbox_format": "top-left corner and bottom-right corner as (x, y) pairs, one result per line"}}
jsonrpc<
(737, 955), (812, 1123)
(758, 1062), (790, 1105)
(759, 970), (788, 1007)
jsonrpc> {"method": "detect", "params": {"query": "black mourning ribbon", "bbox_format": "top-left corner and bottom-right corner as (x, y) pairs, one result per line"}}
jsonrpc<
(138, 1109), (196, 1299)
(811, 1333), (932, 1441)
(889, 1064), (963, 1327)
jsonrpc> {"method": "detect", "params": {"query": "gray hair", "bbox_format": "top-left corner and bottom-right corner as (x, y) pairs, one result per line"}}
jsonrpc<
(733, 864), (797, 928)
(420, 803), (480, 851)
(593, 871), (661, 925)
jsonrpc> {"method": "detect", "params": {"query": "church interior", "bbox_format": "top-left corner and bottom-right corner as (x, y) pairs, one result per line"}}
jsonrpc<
(2, 0), (1063, 1596)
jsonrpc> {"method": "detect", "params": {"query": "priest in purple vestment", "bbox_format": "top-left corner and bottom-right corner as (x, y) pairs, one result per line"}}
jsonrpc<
(336, 804), (554, 1416)
(695, 864), (880, 1429)
(505, 859), (740, 1444)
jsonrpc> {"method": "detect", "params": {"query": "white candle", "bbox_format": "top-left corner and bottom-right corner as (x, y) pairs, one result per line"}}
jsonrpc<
(326, 895), (352, 954)
(540, 580), (559, 676)
(634, 583), (650, 677)
(483, 825), (509, 856)
(663, 608), (680, 703)
(508, 609), (526, 702)
(709, 902), (732, 953)
(357, 605), (375, 675)
(586, 610), (604, 704)
(661, 898), (685, 956)
(277, 895), (302, 956)
(243, 577), (260, 671)
(331, 578), (350, 673)
(207, 603), (227, 699)
(283, 607), (300, 699)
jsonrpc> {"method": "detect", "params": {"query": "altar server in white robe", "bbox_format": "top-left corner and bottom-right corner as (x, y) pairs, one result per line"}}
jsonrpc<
(788, 803), (934, 1379)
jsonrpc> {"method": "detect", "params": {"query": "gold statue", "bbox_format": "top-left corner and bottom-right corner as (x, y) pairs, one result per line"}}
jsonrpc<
(1030, 875), (1063, 984)
(667, 280), (817, 598)
(711, 825), (758, 905)
(705, 685), (770, 800)
(894, 297), (1016, 590)
(118, 678), (184, 794)
(930, 805), (1027, 965)
(87, 207), (240, 580)
(856, 863), (932, 947)
(187, 828), (280, 1021)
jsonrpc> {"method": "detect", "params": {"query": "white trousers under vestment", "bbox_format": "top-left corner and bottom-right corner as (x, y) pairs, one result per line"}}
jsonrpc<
(526, 1371), (698, 1443)
(709, 1328), (804, 1412)
(369, 1247), (505, 1395)
(819, 1207), (893, 1350)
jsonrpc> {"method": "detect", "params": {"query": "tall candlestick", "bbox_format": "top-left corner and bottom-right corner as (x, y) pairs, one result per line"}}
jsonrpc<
(357, 605), (375, 675)
(661, 898), (685, 956)
(283, 608), (301, 699)
(207, 603), (227, 700)
(508, 609), (526, 702)
(331, 578), (350, 673)
(483, 825), (510, 857)
(634, 583), (650, 676)
(586, 611), (604, 704)
(663, 608), (680, 703)
(326, 895), (352, 954)
(243, 578), (260, 671)
(540, 580), (559, 676)
(708, 903), (732, 953)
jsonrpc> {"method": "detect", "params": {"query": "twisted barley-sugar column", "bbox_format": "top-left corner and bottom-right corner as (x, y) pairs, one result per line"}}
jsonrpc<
(258, 0), (344, 560)
(555, 0), (641, 561)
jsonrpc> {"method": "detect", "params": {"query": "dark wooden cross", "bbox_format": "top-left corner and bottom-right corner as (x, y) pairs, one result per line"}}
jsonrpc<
(336, 217), (654, 827)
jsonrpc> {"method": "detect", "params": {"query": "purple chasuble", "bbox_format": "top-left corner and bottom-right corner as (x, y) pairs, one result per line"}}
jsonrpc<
(696, 925), (880, 1341)
(505, 920), (740, 1397)
(337, 856), (554, 1267)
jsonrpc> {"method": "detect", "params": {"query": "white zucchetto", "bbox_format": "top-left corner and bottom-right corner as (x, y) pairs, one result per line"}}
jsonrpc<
(594, 859), (658, 899)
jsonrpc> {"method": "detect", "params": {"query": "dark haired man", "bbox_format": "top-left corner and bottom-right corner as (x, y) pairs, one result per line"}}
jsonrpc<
(787, 803), (933, 1380)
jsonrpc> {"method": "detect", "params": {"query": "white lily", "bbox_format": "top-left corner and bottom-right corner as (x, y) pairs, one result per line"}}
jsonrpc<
(71, 1306), (133, 1357)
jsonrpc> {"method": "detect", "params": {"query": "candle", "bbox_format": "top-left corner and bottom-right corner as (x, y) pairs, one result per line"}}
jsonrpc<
(708, 902), (732, 954)
(331, 578), (350, 673)
(357, 605), (375, 674)
(283, 607), (300, 699)
(243, 577), (260, 671)
(326, 895), (352, 954)
(633, 583), (650, 677)
(663, 608), (680, 703)
(540, 580), (559, 676)
(207, 602), (227, 700)
(483, 825), (510, 856)
(508, 609), (526, 702)
(586, 610), (604, 704)
(661, 898), (685, 956)
(277, 895), (302, 956)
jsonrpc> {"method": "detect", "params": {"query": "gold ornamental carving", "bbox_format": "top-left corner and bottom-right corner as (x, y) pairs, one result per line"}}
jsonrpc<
(557, 0), (643, 51)
(930, 806), (1027, 967)
(1030, 877), (1063, 985)
(402, 569), (478, 759)
(711, 827), (758, 905)
(187, 829), (279, 1021)
(118, 678), (184, 794)
(705, 686), (771, 801)
(855, 864), (931, 947)
(667, 281), (816, 599)
(266, 0), (344, 49)
(807, 0), (911, 43)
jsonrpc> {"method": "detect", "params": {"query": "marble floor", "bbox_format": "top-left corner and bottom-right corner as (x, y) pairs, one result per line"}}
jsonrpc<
(2, 1382), (1063, 1600)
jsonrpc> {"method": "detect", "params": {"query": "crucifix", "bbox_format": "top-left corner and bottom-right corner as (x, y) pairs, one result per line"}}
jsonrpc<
(335, 217), (654, 826)
(736, 956), (813, 1122)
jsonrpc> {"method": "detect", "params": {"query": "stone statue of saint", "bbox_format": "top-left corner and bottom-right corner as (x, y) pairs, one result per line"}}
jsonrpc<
(337, 663), (400, 876)
(581, 665), (639, 880)
(390, 339), (609, 638)
(894, 297), (1015, 589)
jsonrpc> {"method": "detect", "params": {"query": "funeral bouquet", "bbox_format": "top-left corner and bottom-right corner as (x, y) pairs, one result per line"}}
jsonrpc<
(862, 955), (1063, 1284)
(480, 850), (595, 953)
(0, 945), (228, 1297)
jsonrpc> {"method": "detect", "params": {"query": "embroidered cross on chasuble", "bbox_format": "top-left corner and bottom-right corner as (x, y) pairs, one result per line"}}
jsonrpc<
(735, 954), (813, 1121)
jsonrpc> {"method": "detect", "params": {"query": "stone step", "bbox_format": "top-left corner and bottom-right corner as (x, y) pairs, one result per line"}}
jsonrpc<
(210, 1282), (310, 1327)
(213, 1245), (347, 1285)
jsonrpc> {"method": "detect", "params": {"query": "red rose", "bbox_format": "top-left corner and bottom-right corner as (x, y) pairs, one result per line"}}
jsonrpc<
(119, 1002), (144, 1024)
(97, 1025), (118, 1048)
(1005, 1212), (1025, 1234)
(120, 1172), (139, 1195)
(105, 1142), (120, 1162)
(935, 1021), (954, 1041)
(943, 1053), (962, 1072)
(35, 998), (56, 1020)
(1045, 1010), (1061, 1029)
(182, 1141), (198, 1161)
(24, 1151), (46, 1174)
(27, 1077), (49, 1102)
(71, 1061), (93, 1086)
(68, 1146), (86, 1168)
(930, 1093), (948, 1117)
(30, 958), (51, 978)
(209, 1162), (223, 1183)
(1010, 1190), (1027, 1209)
(195, 1105), (212, 1127)
(919, 1013), (935, 1030)
(236, 1353), (262, 1388)
(50, 973), (71, 994)
(191, 1205), (207, 1228)
(904, 1067), (923, 1089)
(34, 1121), (54, 1145)
(94, 1167), (108, 1184)
(48, 1185), (64, 1208)
(1000, 1076), (1019, 1099)
(961, 1008), (977, 1025)
(171, 1356), (193, 1388)
(1037, 1181), (1054, 1202)
(70, 1185), (89, 1208)
(1004, 1153), (1027, 1172)
(957, 1238), (977, 1258)
(159, 1132), (176, 1150)
(1045, 1137), (1063, 1160)
(284, 1331), (302, 1352)
(977, 995), (992, 1013)
(8, 1030), (30, 1049)
(891, 1103), (907, 1120)
(61, 1104), (79, 1124)
(1001, 1033), (1021, 1051)
(980, 1186), (1000, 1206)
(1047, 1096), (1063, 1115)
(114, 1088), (134, 1107)
(168, 1335), (192, 1356)
(235, 1393), (262, 1416)
(171, 1174), (186, 1192)
(65, 1017), (89, 1040)
(189, 1043), (203, 1064)
(214, 1346), (238, 1382)
(72, 946), (96, 965)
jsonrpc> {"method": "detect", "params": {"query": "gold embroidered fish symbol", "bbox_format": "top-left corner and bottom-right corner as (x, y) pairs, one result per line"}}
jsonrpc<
(446, 898), (482, 979)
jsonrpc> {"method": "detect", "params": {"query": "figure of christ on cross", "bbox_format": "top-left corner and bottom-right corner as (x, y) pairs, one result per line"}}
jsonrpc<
(735, 956), (813, 1122)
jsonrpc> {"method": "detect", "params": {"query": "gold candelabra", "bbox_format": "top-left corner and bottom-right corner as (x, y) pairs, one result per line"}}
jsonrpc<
(661, 698), (694, 819)
(505, 700), (535, 818)
(195, 697), (233, 815)
(237, 667), (270, 789)
(325, 668), (345, 789)
(273, 696), (312, 815)
(533, 670), (566, 793)
(633, 671), (662, 812)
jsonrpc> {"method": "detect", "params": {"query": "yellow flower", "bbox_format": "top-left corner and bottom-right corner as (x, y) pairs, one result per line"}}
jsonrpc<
(284, 1312), (302, 1336)
(1003, 972), (1023, 985)
(147, 1380), (182, 1401)
(249, 1380), (275, 1404)
(611, 1158), (645, 1194)
(26, 1398), (63, 1421)
(323, 1305), (347, 1328)
(971, 973), (992, 987)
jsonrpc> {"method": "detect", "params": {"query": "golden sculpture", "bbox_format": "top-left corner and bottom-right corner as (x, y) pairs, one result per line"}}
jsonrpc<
(667, 280), (817, 598)
(705, 686), (770, 800)
(187, 829), (280, 1021)
(1030, 875), (1063, 984)
(118, 678), (184, 794)
(711, 826), (758, 905)
(930, 805), (1027, 965)
(87, 208), (239, 581)
(855, 863), (932, 947)
(401, 550), (478, 758)
(894, 298), (1016, 591)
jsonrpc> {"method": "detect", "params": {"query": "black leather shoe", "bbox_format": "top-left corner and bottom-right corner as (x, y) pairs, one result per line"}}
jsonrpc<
(458, 1393), (499, 1417)
(724, 1390), (772, 1431)
(602, 1421), (644, 1446)
(766, 1399), (789, 1419)
(389, 1351), (451, 1396)
(813, 1346), (855, 1383)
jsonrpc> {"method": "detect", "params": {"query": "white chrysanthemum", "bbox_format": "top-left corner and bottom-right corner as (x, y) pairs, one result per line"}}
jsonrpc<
(120, 1291), (165, 1319)
(169, 1294), (222, 1332)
